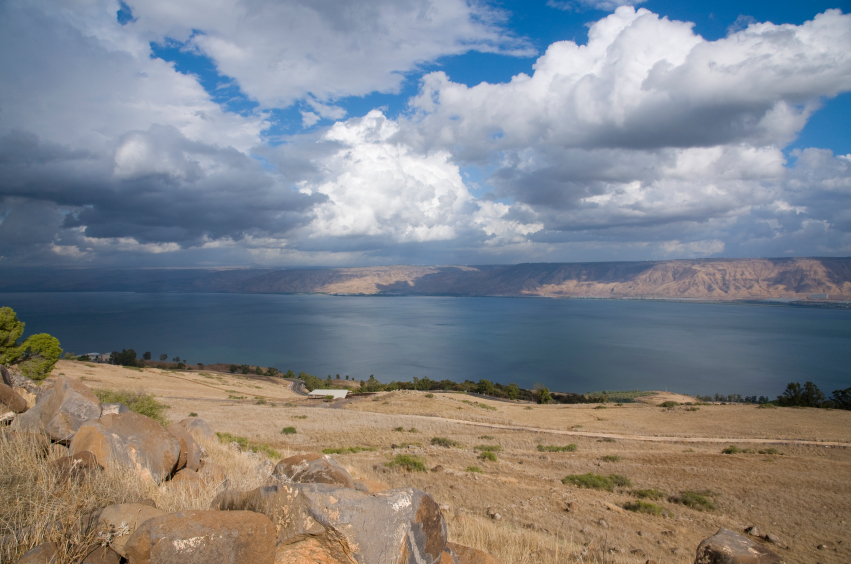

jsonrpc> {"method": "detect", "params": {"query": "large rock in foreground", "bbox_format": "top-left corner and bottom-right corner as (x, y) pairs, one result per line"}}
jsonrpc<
(213, 483), (447, 564)
(123, 509), (275, 564)
(695, 528), (784, 564)
(70, 412), (180, 483)
(12, 376), (101, 442)
(167, 423), (203, 472)
(272, 453), (354, 489)
(96, 503), (167, 557)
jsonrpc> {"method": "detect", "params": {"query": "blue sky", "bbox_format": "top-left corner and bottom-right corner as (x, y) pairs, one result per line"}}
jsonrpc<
(1, 0), (850, 267)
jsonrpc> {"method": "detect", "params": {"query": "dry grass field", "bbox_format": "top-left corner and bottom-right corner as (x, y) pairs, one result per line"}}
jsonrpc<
(20, 361), (851, 563)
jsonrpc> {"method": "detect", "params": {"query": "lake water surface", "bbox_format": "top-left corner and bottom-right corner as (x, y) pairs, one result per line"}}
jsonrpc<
(2, 292), (849, 397)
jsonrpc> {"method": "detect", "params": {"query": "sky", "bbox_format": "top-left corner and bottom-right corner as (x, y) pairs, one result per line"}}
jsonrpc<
(1, 0), (850, 268)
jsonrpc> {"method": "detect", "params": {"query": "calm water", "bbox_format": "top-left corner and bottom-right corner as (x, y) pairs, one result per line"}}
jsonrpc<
(2, 292), (849, 397)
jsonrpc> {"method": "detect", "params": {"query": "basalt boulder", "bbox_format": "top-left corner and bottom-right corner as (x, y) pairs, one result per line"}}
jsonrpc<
(213, 483), (448, 564)
(272, 453), (354, 489)
(167, 423), (203, 471)
(122, 509), (276, 564)
(69, 412), (180, 483)
(0, 381), (28, 413)
(176, 417), (215, 441)
(694, 528), (784, 564)
(445, 542), (504, 564)
(96, 503), (167, 558)
(12, 376), (101, 442)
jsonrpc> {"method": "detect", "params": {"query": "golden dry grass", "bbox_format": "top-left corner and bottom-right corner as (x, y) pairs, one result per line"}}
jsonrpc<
(6, 364), (851, 564)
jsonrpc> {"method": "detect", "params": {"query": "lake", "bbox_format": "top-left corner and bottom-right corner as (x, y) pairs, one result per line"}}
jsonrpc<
(2, 292), (849, 397)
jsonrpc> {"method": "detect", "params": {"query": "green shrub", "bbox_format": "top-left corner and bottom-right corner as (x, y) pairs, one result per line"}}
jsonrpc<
(537, 444), (577, 452)
(623, 501), (665, 516)
(322, 446), (375, 455)
(474, 445), (502, 452)
(687, 406), (700, 411)
(393, 426), (405, 432)
(659, 401), (679, 408)
(293, 415), (308, 419)
(599, 437), (615, 443)
(408, 428), (418, 433)
(479, 451), (497, 462)
(524, 406), (533, 410)
(561, 473), (631, 491)
(479, 435), (495, 440)
(721, 445), (742, 454)
(594, 405), (607, 410)
(94, 388), (169, 426)
(601, 455), (622, 462)
(387, 454), (426, 472)
(669, 491), (716, 511)
(431, 437), (459, 448)
(215, 432), (279, 459)
(757, 403), (777, 409)
(632, 489), (666, 500)
(466, 466), (483, 474)
(255, 398), (268, 405)
(425, 393), (434, 398)
(17, 333), (63, 381)
(281, 426), (297, 435)
(188, 412), (198, 417)
(759, 448), (781, 455)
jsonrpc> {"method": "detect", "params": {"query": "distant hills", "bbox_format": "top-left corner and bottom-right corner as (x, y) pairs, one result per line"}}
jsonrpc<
(3, 257), (851, 301)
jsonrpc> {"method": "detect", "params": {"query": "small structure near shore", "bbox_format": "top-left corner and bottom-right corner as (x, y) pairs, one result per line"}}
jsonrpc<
(307, 389), (349, 400)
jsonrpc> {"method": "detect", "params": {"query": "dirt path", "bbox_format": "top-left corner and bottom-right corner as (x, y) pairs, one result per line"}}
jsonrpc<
(389, 412), (851, 447)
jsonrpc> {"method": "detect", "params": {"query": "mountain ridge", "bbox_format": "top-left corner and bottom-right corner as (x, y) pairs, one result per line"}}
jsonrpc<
(3, 257), (850, 300)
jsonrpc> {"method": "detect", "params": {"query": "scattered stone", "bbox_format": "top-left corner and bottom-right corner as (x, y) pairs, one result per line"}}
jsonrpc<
(745, 525), (761, 538)
(14, 542), (57, 564)
(446, 541), (504, 564)
(69, 412), (180, 483)
(177, 417), (216, 441)
(167, 422), (203, 472)
(695, 528), (784, 564)
(123, 509), (275, 564)
(228, 441), (242, 452)
(431, 465), (444, 472)
(765, 534), (783, 546)
(817, 544), (827, 550)
(97, 502), (167, 557)
(0, 381), (27, 413)
(99, 403), (129, 416)
(12, 375), (101, 443)
(272, 453), (355, 489)
(213, 483), (447, 564)
(598, 519), (609, 529)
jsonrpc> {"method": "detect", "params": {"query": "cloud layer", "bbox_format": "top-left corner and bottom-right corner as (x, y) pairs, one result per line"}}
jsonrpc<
(1, 1), (850, 266)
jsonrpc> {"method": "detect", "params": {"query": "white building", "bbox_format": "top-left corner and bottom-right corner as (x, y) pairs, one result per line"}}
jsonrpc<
(307, 389), (349, 399)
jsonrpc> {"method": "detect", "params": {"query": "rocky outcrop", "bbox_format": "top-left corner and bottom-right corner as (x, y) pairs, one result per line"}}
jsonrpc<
(69, 412), (180, 483)
(122, 509), (276, 564)
(167, 422), (203, 472)
(12, 376), (101, 442)
(694, 528), (784, 563)
(213, 483), (448, 564)
(272, 453), (355, 489)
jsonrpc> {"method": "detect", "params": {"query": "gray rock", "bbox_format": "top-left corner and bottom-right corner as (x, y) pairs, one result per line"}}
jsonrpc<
(213, 483), (448, 564)
(167, 422), (203, 472)
(14, 542), (57, 564)
(0, 381), (27, 413)
(12, 376), (101, 442)
(744, 525), (761, 538)
(177, 417), (215, 441)
(272, 453), (354, 489)
(695, 528), (785, 564)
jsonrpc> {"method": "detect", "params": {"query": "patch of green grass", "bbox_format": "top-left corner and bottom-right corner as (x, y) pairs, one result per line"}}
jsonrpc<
(322, 446), (376, 455)
(215, 432), (280, 459)
(537, 444), (577, 452)
(585, 390), (653, 402)
(255, 398), (268, 405)
(524, 406), (533, 410)
(283, 402), (295, 407)
(425, 393), (434, 398)
(659, 401), (679, 408)
(594, 405), (607, 410)
(477, 403), (497, 411)
(721, 445), (742, 454)
(616, 403), (624, 406)
(479, 451), (497, 462)
(759, 448), (781, 455)
(431, 437), (460, 448)
(281, 426), (297, 435)
(757, 403), (777, 409)
(188, 412), (198, 417)
(601, 455), (622, 462)
(561, 473), (631, 491)
(599, 437), (615, 443)
(93, 388), (170, 426)
(632, 489), (666, 500)
(474, 445), (502, 452)
(669, 491), (716, 511)
(623, 501), (665, 516)
(466, 466), (483, 474)
(227, 394), (246, 400)
(408, 427), (418, 433)
(478, 435), (495, 440)
(686, 406), (700, 411)
(121, 365), (143, 372)
(393, 426), (405, 432)
(386, 454), (426, 472)
(292, 415), (308, 419)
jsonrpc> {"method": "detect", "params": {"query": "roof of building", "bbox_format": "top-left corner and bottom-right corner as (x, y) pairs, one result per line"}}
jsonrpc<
(307, 389), (349, 399)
